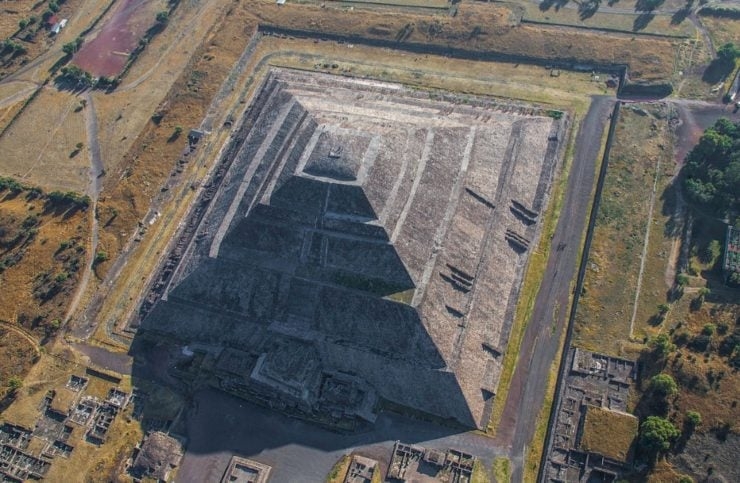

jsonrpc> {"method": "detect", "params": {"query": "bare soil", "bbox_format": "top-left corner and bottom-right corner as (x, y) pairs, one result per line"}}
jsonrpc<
(72, 0), (168, 77)
(0, 191), (89, 335)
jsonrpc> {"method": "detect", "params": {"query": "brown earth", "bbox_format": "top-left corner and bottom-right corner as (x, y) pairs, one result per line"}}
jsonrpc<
(0, 188), (90, 335)
(0, 325), (38, 397)
(252, 0), (676, 81)
(95, 9), (259, 268)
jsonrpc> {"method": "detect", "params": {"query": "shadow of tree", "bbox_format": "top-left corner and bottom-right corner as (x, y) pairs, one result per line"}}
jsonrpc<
(539, 0), (571, 12)
(579, 0), (601, 20)
(635, 0), (665, 11)
(633, 12), (656, 31)
(702, 58), (735, 84)
(671, 7), (690, 25)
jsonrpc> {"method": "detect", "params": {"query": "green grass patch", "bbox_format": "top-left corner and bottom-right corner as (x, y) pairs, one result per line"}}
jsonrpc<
(492, 457), (511, 483)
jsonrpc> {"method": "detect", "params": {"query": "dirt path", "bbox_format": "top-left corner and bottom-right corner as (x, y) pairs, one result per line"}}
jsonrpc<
(628, 140), (663, 339)
(0, 320), (40, 355)
(63, 92), (103, 325)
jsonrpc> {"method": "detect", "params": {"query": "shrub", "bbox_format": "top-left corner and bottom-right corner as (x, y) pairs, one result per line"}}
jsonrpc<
(7, 376), (23, 391)
(686, 410), (702, 427)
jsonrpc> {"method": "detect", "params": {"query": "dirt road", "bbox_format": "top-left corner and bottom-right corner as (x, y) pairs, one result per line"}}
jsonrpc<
(493, 96), (614, 478)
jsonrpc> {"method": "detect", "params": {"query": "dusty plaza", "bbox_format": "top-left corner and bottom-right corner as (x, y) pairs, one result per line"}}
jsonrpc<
(0, 0), (739, 481)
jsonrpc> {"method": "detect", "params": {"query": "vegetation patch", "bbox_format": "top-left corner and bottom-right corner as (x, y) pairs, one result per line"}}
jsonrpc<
(580, 406), (638, 462)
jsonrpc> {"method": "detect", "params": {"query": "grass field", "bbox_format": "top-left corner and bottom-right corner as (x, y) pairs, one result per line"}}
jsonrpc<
(0, 88), (90, 192)
(579, 407), (638, 462)
(700, 14), (740, 48)
(253, 0), (676, 81)
(573, 104), (677, 356)
(515, 0), (695, 38)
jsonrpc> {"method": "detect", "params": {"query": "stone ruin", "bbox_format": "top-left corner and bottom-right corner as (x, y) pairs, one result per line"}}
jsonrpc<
(139, 68), (568, 429)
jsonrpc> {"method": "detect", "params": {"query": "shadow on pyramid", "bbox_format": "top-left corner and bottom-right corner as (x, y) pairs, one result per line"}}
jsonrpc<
(141, 171), (476, 429)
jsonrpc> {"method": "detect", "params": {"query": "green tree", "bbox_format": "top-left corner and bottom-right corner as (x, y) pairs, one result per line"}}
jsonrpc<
(156, 11), (169, 24)
(702, 323), (716, 336)
(717, 42), (740, 64)
(685, 410), (702, 428)
(19, 19), (29, 29)
(639, 416), (680, 453)
(650, 333), (676, 358)
(650, 373), (678, 397)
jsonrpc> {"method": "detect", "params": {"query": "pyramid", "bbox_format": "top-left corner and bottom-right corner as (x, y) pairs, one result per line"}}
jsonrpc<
(141, 68), (567, 429)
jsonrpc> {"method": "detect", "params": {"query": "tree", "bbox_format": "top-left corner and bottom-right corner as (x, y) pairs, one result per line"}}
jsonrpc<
(717, 42), (740, 64)
(702, 323), (716, 336)
(650, 373), (678, 397)
(685, 410), (702, 428)
(703, 239), (721, 264)
(657, 303), (670, 315)
(682, 118), (740, 222)
(19, 19), (29, 29)
(639, 416), (680, 453)
(650, 333), (676, 358)
(156, 11), (169, 24)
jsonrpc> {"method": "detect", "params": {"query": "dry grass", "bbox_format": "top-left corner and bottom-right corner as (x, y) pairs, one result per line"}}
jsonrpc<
(0, 325), (38, 395)
(518, 2), (695, 38)
(326, 454), (351, 483)
(579, 407), (638, 462)
(0, 192), (90, 333)
(573, 105), (675, 356)
(252, 0), (676, 81)
(266, 37), (605, 109)
(662, 300), (740, 432)
(91, 0), (233, 180)
(0, 88), (90, 192)
(700, 15), (740, 48)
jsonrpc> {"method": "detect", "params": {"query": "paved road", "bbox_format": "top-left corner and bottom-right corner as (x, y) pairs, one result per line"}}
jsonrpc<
(493, 96), (614, 479)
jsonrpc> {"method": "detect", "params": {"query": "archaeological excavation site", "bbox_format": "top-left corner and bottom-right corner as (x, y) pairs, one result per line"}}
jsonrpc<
(133, 68), (569, 429)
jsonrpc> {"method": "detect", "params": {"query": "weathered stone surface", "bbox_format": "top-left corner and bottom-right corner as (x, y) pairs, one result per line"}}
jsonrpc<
(142, 69), (567, 428)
